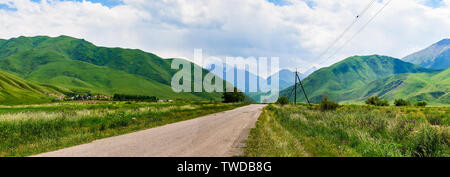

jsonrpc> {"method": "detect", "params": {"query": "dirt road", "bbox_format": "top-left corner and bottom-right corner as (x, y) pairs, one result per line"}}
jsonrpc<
(33, 104), (266, 157)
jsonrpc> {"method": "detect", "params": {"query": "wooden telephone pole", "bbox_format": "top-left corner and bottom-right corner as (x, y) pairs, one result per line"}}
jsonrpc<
(292, 69), (311, 106)
(294, 69), (297, 104)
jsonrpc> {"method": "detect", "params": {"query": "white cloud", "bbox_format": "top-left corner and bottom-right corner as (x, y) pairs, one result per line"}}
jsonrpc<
(0, 0), (449, 72)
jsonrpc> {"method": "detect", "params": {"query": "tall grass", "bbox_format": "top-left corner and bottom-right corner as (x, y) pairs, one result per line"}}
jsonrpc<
(0, 101), (246, 157)
(244, 104), (449, 157)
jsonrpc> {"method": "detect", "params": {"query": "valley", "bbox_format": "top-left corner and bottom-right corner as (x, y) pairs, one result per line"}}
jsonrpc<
(0, 36), (448, 157)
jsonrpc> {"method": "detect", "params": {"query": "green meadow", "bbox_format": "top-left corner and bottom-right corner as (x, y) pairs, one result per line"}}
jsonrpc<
(244, 104), (449, 157)
(0, 101), (246, 157)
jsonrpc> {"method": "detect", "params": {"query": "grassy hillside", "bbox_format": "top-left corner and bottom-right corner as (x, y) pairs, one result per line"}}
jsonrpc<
(0, 70), (62, 105)
(342, 68), (450, 105)
(280, 55), (432, 103)
(0, 36), (225, 101)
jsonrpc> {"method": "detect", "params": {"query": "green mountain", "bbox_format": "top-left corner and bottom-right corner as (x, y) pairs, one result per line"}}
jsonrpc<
(341, 68), (449, 105)
(0, 36), (226, 101)
(0, 70), (63, 105)
(280, 55), (432, 103)
(403, 39), (450, 69)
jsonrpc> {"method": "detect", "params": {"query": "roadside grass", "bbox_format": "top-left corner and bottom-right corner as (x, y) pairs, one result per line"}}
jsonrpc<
(0, 101), (247, 157)
(244, 104), (449, 157)
(244, 107), (309, 157)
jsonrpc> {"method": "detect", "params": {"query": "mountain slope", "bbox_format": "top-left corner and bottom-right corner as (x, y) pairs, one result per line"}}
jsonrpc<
(0, 36), (226, 101)
(280, 55), (432, 103)
(0, 70), (62, 105)
(341, 68), (449, 105)
(403, 39), (450, 69)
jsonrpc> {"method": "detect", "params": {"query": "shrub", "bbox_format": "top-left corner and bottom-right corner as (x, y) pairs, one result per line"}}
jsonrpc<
(365, 96), (389, 106)
(365, 96), (380, 106)
(222, 88), (245, 103)
(415, 101), (427, 107)
(394, 99), (410, 106)
(320, 95), (339, 111)
(276, 96), (289, 106)
(378, 100), (390, 106)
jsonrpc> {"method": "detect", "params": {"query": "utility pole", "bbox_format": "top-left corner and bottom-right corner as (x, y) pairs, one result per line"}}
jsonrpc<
(297, 72), (311, 106)
(289, 69), (311, 106)
(294, 69), (297, 105)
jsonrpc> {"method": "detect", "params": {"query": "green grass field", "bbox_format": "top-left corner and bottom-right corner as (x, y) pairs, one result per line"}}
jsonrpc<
(0, 101), (246, 157)
(244, 104), (449, 157)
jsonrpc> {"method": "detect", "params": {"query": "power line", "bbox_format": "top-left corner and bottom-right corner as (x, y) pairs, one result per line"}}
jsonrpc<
(313, 0), (377, 64)
(326, 0), (394, 60)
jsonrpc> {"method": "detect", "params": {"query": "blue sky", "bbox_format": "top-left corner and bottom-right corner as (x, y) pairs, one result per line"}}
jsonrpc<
(57, 0), (123, 7)
(424, 0), (444, 8)
(0, 0), (449, 73)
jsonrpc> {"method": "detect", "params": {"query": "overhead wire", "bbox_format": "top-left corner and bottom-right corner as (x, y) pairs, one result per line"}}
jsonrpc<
(326, 0), (394, 60)
(313, 0), (377, 64)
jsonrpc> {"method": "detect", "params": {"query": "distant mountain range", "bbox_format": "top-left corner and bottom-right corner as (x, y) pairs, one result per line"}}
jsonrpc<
(0, 36), (227, 102)
(0, 36), (448, 105)
(209, 67), (304, 92)
(267, 69), (305, 91)
(403, 39), (450, 69)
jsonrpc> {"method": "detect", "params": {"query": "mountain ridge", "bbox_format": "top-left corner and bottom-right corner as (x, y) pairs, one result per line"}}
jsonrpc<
(0, 35), (227, 101)
(280, 55), (433, 103)
(403, 38), (450, 69)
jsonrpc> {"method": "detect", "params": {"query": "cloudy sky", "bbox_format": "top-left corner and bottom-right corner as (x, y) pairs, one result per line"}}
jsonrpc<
(0, 0), (449, 73)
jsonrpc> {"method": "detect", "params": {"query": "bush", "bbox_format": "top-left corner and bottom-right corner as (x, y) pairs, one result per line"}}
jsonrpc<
(365, 96), (380, 105)
(365, 96), (389, 106)
(378, 100), (390, 106)
(222, 88), (245, 103)
(276, 96), (289, 106)
(415, 101), (427, 107)
(394, 99), (410, 106)
(320, 95), (339, 111)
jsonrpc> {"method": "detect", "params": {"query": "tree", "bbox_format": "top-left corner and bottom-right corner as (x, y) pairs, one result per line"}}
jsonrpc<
(113, 94), (158, 102)
(415, 101), (427, 107)
(222, 88), (245, 103)
(366, 96), (381, 106)
(276, 96), (289, 106)
(320, 95), (339, 111)
(365, 96), (389, 106)
(394, 99), (410, 106)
